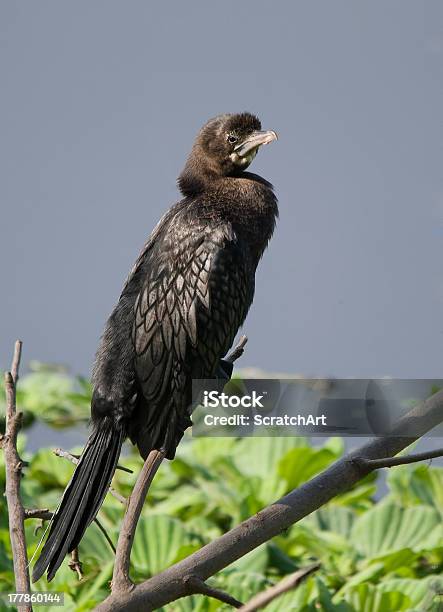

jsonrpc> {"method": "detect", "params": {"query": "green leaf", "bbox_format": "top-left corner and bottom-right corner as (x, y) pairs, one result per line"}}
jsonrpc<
(217, 570), (268, 604)
(340, 583), (411, 611)
(378, 576), (443, 610)
(278, 446), (340, 491)
(316, 577), (353, 611)
(131, 515), (192, 575)
(79, 520), (119, 564)
(334, 482), (377, 511)
(230, 545), (269, 574)
(233, 437), (308, 477)
(29, 449), (74, 489)
(161, 594), (214, 611)
(351, 501), (443, 559)
(306, 505), (356, 539)
(388, 465), (443, 517)
(263, 575), (317, 611)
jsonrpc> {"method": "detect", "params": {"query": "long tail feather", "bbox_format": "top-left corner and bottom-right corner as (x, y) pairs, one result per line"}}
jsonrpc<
(32, 424), (124, 582)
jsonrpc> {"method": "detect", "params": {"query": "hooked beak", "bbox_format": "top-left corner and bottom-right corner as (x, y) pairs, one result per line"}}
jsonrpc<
(234, 130), (278, 157)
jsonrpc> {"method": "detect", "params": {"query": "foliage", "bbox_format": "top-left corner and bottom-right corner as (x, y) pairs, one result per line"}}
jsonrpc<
(1, 369), (443, 611)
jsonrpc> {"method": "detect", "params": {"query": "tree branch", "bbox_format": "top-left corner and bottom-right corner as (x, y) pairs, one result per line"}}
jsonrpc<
(96, 383), (443, 611)
(238, 563), (320, 612)
(111, 449), (165, 593)
(2, 341), (32, 612)
(351, 447), (443, 471)
(184, 575), (243, 608)
(54, 447), (127, 504)
(53, 449), (133, 473)
(24, 509), (53, 521)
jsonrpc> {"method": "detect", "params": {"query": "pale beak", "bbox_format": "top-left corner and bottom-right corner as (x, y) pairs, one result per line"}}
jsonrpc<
(234, 130), (278, 157)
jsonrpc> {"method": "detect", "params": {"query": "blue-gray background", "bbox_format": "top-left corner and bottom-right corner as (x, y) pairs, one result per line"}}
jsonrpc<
(1, 1), (443, 381)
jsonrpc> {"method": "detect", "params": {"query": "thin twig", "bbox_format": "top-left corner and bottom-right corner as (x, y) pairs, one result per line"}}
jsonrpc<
(351, 447), (443, 471)
(2, 341), (32, 612)
(68, 548), (83, 580)
(111, 449), (165, 593)
(54, 448), (127, 504)
(53, 448), (80, 463)
(53, 451), (133, 473)
(94, 517), (117, 554)
(184, 575), (243, 608)
(115, 464), (134, 474)
(11, 339), (22, 383)
(24, 509), (53, 521)
(109, 487), (127, 505)
(24, 509), (116, 554)
(238, 563), (320, 612)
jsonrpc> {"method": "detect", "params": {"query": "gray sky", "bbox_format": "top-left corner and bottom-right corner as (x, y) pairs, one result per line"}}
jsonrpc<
(1, 1), (442, 379)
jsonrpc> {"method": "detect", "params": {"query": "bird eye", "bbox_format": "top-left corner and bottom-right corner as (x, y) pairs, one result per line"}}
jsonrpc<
(227, 134), (238, 144)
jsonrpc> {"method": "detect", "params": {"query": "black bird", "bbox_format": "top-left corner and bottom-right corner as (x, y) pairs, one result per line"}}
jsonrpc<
(32, 112), (278, 582)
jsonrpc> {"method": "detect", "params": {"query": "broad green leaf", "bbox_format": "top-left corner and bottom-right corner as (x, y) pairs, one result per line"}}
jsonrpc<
(75, 561), (114, 610)
(340, 582), (411, 611)
(217, 570), (268, 604)
(378, 576), (443, 610)
(316, 578), (353, 611)
(233, 436), (308, 477)
(162, 594), (214, 611)
(186, 437), (238, 466)
(131, 515), (192, 575)
(229, 544), (269, 574)
(29, 449), (74, 489)
(306, 505), (356, 539)
(233, 436), (308, 502)
(388, 465), (443, 517)
(79, 520), (119, 564)
(263, 575), (317, 611)
(334, 482), (377, 511)
(286, 524), (352, 560)
(351, 501), (442, 559)
(278, 447), (338, 491)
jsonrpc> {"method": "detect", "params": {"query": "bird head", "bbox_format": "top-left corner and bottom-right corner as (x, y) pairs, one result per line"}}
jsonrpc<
(178, 113), (277, 196)
(199, 113), (278, 173)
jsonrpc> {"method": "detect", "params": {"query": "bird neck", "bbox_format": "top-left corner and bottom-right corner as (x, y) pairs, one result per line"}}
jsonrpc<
(179, 172), (278, 263)
(177, 146), (222, 197)
(216, 174), (279, 261)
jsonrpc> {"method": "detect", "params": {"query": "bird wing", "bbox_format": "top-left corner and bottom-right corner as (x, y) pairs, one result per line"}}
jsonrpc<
(129, 211), (254, 457)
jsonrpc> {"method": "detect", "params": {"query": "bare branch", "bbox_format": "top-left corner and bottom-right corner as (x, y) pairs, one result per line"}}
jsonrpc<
(109, 486), (127, 505)
(115, 464), (134, 474)
(52, 449), (133, 473)
(94, 517), (117, 555)
(2, 341), (32, 612)
(238, 563), (320, 612)
(96, 384), (443, 611)
(54, 447), (127, 504)
(11, 339), (22, 384)
(111, 449), (165, 593)
(24, 509), (53, 521)
(351, 447), (443, 471)
(53, 447), (80, 463)
(184, 575), (243, 608)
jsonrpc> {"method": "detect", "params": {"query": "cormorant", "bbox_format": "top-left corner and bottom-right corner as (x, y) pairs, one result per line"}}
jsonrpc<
(32, 112), (278, 582)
